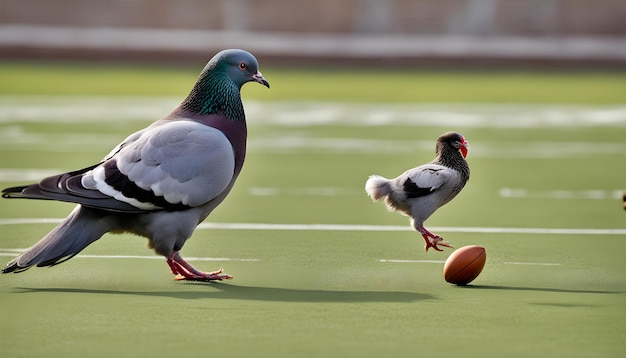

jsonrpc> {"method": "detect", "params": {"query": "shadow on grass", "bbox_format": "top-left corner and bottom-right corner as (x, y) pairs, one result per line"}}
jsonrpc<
(459, 285), (624, 295)
(14, 283), (433, 303)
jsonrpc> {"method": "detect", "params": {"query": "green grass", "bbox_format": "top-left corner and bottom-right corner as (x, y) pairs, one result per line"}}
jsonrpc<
(2, 61), (626, 103)
(0, 61), (625, 358)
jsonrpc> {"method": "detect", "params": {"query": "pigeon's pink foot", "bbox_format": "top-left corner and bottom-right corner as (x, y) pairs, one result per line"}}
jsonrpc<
(166, 251), (233, 281)
(173, 268), (233, 282)
(420, 231), (454, 252)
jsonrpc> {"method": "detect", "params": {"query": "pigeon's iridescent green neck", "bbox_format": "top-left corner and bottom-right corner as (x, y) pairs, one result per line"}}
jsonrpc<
(180, 71), (246, 121)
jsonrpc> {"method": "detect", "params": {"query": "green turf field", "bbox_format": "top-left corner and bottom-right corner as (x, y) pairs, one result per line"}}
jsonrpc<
(0, 62), (625, 358)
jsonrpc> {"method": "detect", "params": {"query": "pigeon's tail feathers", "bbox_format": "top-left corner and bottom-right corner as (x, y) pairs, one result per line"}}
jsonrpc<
(3, 163), (100, 201)
(2, 206), (110, 274)
(365, 175), (392, 202)
(2, 167), (148, 214)
(2, 185), (33, 199)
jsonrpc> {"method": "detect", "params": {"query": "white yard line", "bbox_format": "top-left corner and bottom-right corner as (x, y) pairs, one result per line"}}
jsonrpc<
(379, 259), (445, 264)
(0, 218), (64, 225)
(0, 251), (559, 266)
(499, 188), (625, 200)
(1, 97), (626, 128)
(0, 218), (624, 235)
(2, 99), (625, 159)
(504, 262), (561, 266)
(0, 168), (63, 181)
(197, 223), (626, 235)
(0, 251), (259, 262)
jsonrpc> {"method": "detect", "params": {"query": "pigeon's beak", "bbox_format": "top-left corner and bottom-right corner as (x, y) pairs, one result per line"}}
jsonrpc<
(253, 71), (270, 88)
(460, 138), (469, 158)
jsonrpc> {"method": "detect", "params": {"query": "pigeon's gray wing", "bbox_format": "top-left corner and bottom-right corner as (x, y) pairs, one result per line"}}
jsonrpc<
(82, 120), (235, 211)
(3, 121), (235, 213)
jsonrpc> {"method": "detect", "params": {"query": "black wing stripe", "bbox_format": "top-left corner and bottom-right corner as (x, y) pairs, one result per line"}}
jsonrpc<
(103, 160), (191, 212)
(3, 163), (153, 213)
(403, 178), (435, 198)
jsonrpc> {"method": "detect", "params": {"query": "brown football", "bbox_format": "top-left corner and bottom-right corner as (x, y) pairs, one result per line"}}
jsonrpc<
(443, 245), (486, 285)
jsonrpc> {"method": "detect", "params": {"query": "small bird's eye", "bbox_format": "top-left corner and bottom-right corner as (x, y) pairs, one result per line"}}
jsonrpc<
(239, 63), (246, 70)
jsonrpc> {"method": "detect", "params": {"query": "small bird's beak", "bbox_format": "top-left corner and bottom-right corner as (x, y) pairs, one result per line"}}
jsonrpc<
(253, 71), (270, 88)
(460, 139), (469, 158)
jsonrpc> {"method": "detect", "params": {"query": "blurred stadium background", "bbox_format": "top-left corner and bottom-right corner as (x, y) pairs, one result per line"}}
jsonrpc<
(1, 0), (625, 67)
(1, 3), (625, 357)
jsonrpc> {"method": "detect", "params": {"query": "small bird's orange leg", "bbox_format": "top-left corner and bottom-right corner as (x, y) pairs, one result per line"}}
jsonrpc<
(166, 251), (233, 281)
(418, 227), (454, 252)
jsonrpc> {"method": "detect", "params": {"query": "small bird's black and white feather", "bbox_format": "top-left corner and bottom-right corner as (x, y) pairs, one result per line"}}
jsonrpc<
(2, 49), (270, 281)
(365, 132), (470, 252)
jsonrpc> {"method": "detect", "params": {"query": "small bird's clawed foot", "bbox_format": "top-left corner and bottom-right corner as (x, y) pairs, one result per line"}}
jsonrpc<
(423, 235), (454, 252)
(174, 267), (233, 282)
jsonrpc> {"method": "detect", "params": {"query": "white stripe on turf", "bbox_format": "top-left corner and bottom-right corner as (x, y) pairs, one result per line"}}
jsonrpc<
(1, 98), (626, 127)
(0, 251), (259, 262)
(0, 218), (625, 235)
(503, 262), (561, 266)
(0, 251), (559, 266)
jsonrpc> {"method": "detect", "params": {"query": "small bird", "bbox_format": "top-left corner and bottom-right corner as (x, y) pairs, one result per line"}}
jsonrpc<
(365, 132), (470, 252)
(2, 49), (269, 281)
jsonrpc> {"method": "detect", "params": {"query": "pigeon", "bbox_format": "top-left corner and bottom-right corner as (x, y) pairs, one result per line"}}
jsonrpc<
(365, 132), (470, 252)
(1, 49), (270, 281)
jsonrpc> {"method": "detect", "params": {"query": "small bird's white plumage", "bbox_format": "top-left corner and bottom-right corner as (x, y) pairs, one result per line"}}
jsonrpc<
(405, 164), (457, 192)
(366, 132), (470, 252)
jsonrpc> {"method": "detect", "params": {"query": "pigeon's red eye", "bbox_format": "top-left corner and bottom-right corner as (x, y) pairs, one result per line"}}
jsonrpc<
(239, 63), (246, 70)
